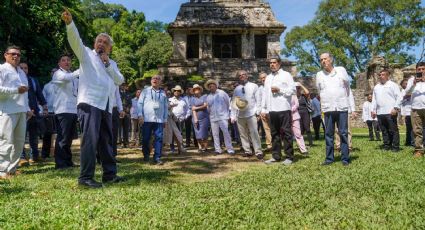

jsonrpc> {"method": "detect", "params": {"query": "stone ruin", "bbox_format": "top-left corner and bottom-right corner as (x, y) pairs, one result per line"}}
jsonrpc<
(159, 0), (296, 89)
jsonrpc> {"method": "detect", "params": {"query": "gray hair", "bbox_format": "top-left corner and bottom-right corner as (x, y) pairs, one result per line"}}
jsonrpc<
(320, 52), (334, 62)
(259, 71), (267, 77)
(96, 33), (114, 46)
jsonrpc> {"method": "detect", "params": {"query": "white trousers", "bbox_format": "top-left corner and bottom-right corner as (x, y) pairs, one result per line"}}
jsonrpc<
(211, 119), (234, 153)
(0, 112), (26, 175)
(237, 115), (263, 154)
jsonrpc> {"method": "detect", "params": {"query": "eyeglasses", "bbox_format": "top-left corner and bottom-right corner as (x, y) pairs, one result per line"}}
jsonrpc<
(6, 52), (21, 57)
(239, 73), (247, 77)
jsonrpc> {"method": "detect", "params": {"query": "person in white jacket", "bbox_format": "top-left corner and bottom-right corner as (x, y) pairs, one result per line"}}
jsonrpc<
(230, 70), (263, 159)
(316, 52), (356, 166)
(405, 62), (425, 157)
(51, 54), (79, 169)
(362, 93), (381, 141)
(371, 69), (402, 152)
(0, 46), (31, 179)
(62, 9), (125, 188)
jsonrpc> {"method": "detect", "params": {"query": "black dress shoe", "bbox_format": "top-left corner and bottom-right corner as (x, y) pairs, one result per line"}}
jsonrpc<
(78, 179), (103, 188)
(342, 161), (350, 166)
(102, 175), (125, 184)
(321, 161), (333, 166)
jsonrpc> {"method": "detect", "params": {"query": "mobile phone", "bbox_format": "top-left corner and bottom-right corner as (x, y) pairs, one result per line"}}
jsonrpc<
(416, 72), (424, 79)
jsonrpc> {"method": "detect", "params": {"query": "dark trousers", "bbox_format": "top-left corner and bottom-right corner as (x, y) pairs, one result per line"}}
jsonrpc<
(366, 120), (381, 141)
(142, 122), (164, 161)
(377, 114), (400, 150)
(184, 116), (198, 146)
(324, 111), (349, 163)
(21, 116), (39, 159)
(112, 107), (120, 156)
(299, 110), (313, 146)
(258, 119), (266, 140)
(41, 132), (52, 158)
(269, 110), (294, 161)
(312, 116), (323, 140)
(55, 113), (77, 168)
(119, 115), (130, 146)
(77, 103), (117, 181)
(405, 116), (414, 146)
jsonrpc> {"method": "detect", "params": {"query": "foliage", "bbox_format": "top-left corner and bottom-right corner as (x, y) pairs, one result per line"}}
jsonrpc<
(282, 0), (425, 76)
(0, 0), (173, 86)
(187, 74), (205, 82)
(0, 0), (92, 83)
(142, 69), (159, 79)
(138, 31), (173, 71)
(2, 129), (425, 228)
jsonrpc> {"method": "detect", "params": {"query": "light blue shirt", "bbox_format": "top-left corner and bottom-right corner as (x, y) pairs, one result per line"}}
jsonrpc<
(311, 97), (321, 118)
(137, 86), (168, 123)
(206, 89), (230, 122)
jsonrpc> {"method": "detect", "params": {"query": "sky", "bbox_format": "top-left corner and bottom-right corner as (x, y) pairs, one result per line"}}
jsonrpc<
(103, 0), (424, 62)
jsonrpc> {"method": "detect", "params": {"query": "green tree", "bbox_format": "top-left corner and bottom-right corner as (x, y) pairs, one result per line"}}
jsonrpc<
(138, 31), (173, 72)
(282, 0), (425, 75)
(0, 0), (92, 83)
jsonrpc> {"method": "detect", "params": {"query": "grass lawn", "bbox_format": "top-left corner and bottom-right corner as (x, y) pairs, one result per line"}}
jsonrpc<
(1, 128), (425, 229)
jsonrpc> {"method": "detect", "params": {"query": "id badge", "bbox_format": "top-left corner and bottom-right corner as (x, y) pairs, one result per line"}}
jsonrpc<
(153, 101), (160, 109)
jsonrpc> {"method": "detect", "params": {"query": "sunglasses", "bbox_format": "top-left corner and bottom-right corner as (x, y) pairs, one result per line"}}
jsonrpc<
(6, 52), (21, 57)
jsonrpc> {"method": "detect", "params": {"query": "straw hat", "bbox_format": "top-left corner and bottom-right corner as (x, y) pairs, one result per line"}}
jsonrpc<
(192, 84), (203, 92)
(204, 79), (219, 90)
(232, 96), (249, 111)
(171, 85), (183, 93)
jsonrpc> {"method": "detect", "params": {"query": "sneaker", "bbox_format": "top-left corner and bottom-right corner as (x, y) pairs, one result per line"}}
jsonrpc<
(264, 158), (278, 164)
(281, 159), (293, 166)
(228, 151), (235, 155)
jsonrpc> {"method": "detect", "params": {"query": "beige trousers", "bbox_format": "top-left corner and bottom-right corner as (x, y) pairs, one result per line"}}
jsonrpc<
(0, 112), (26, 175)
(260, 115), (272, 149)
(411, 109), (425, 152)
(237, 115), (263, 154)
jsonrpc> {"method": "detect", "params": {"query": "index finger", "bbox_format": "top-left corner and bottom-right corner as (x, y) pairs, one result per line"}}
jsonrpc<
(62, 6), (71, 14)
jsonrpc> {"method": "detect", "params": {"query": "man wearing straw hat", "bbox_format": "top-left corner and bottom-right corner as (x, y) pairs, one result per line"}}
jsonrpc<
(205, 79), (235, 155)
(230, 70), (263, 159)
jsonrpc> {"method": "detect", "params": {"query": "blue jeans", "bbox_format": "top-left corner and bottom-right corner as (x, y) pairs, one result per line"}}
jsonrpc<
(141, 122), (164, 161)
(324, 111), (349, 163)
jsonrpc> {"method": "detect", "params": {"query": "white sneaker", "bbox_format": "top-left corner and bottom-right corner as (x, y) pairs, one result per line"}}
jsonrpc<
(264, 158), (278, 164)
(282, 159), (293, 166)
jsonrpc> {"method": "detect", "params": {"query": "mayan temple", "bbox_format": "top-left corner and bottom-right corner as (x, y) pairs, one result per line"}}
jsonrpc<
(160, 0), (295, 88)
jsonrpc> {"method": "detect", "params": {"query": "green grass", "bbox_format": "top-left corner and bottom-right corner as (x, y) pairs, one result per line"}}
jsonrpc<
(1, 129), (425, 229)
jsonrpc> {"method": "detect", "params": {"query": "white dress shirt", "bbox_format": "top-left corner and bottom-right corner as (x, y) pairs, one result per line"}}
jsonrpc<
(42, 81), (57, 113)
(66, 21), (124, 113)
(206, 89), (230, 122)
(0, 63), (30, 114)
(362, 101), (377, 122)
(112, 86), (123, 112)
(316, 66), (351, 113)
(169, 96), (189, 122)
(231, 81), (261, 119)
(371, 80), (401, 115)
(400, 88), (412, 116)
(405, 76), (425, 110)
(261, 69), (295, 113)
(51, 68), (79, 114)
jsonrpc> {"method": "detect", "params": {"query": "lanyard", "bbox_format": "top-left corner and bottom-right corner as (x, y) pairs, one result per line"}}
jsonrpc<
(151, 88), (162, 101)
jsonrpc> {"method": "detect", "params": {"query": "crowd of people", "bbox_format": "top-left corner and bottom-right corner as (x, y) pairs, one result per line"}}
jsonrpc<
(1, 9), (424, 188)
